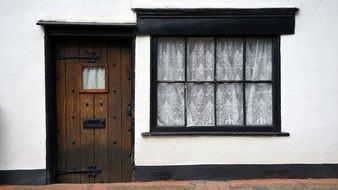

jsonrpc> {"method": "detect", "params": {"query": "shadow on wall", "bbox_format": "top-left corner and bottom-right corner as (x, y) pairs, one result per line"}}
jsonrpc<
(0, 106), (5, 163)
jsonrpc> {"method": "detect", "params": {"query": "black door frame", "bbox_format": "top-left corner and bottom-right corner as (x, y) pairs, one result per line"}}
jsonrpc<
(37, 21), (136, 183)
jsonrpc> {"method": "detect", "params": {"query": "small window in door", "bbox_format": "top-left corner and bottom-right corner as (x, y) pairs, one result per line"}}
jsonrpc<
(81, 65), (108, 93)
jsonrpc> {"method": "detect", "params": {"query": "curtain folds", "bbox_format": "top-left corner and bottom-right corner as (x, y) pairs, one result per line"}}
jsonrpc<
(216, 84), (243, 125)
(157, 38), (185, 81)
(187, 38), (215, 81)
(82, 67), (105, 89)
(187, 84), (214, 126)
(246, 84), (272, 125)
(246, 38), (272, 80)
(157, 83), (185, 126)
(156, 37), (273, 127)
(216, 38), (243, 80)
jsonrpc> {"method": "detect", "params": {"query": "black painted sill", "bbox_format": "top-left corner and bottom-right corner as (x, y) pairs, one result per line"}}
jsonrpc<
(142, 131), (290, 137)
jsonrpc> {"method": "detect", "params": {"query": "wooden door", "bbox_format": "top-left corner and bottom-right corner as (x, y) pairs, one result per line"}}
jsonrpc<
(55, 39), (132, 183)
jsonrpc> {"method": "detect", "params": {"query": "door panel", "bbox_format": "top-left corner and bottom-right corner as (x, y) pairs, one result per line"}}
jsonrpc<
(120, 46), (133, 182)
(55, 39), (133, 183)
(107, 45), (122, 182)
(65, 41), (81, 183)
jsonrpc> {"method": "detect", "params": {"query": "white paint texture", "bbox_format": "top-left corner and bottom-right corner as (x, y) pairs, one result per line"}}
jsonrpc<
(0, 0), (338, 170)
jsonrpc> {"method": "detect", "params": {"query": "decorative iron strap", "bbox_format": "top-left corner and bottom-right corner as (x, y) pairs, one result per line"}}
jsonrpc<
(56, 50), (102, 63)
(56, 165), (102, 177)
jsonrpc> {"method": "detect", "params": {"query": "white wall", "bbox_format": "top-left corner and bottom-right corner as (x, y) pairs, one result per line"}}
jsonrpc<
(0, 0), (338, 170)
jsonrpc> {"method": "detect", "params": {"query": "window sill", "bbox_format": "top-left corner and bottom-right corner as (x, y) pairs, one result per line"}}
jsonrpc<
(141, 131), (290, 137)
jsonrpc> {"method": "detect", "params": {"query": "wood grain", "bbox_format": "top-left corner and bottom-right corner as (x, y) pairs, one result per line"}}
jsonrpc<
(55, 42), (67, 183)
(79, 41), (95, 183)
(107, 43), (122, 182)
(65, 41), (81, 183)
(93, 42), (108, 183)
(120, 45), (132, 182)
(55, 39), (132, 183)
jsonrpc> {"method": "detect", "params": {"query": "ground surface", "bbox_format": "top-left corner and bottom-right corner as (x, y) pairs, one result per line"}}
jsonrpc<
(1, 179), (338, 190)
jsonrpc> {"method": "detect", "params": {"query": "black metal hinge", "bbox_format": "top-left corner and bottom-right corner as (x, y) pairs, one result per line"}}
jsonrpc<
(56, 165), (102, 177)
(56, 50), (102, 63)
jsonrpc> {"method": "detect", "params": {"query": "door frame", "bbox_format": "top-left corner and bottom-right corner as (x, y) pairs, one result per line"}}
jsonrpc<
(38, 21), (136, 183)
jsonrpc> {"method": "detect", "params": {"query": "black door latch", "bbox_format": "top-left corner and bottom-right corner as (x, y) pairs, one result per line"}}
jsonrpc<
(126, 103), (133, 117)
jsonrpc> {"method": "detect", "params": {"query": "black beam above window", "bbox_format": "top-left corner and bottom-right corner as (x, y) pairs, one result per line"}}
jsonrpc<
(133, 8), (298, 35)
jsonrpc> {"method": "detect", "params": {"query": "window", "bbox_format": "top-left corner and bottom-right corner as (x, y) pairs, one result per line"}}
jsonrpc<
(135, 8), (298, 135)
(151, 36), (280, 133)
(81, 64), (108, 93)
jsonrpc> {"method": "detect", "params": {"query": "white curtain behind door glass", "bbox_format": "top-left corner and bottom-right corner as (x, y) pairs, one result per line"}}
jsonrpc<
(187, 38), (214, 81)
(157, 38), (185, 81)
(82, 67), (105, 89)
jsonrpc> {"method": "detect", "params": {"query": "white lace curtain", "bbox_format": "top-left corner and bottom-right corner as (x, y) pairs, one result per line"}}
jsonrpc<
(157, 37), (272, 127)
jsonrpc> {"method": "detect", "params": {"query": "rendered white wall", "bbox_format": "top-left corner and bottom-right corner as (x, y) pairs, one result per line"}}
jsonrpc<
(135, 0), (338, 165)
(0, 0), (337, 170)
(0, 0), (46, 170)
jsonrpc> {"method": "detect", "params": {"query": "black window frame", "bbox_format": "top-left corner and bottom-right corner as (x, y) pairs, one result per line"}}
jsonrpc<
(150, 35), (281, 134)
(133, 8), (297, 136)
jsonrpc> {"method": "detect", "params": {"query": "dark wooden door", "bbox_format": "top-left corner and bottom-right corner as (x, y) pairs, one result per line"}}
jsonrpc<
(55, 39), (132, 183)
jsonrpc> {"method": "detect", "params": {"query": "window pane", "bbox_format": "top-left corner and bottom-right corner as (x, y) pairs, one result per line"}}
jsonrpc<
(157, 83), (185, 126)
(157, 38), (185, 81)
(82, 67), (105, 89)
(187, 38), (215, 81)
(216, 38), (243, 80)
(246, 83), (272, 125)
(187, 83), (214, 126)
(246, 38), (272, 80)
(216, 84), (243, 125)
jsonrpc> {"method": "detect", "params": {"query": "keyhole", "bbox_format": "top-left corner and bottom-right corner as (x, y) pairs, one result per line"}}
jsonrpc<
(85, 103), (89, 107)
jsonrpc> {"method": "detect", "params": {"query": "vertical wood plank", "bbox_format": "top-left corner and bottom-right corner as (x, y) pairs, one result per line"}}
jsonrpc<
(107, 43), (122, 182)
(93, 95), (108, 183)
(93, 42), (109, 183)
(79, 41), (95, 183)
(65, 41), (81, 183)
(120, 44), (132, 182)
(79, 94), (94, 183)
(55, 42), (67, 183)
